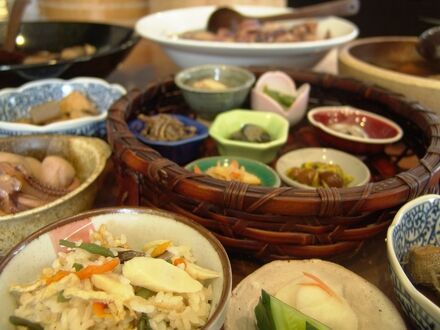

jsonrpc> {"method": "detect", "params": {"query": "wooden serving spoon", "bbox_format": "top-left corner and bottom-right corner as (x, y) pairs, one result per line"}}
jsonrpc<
(207, 0), (360, 33)
(417, 26), (440, 71)
(0, 0), (29, 65)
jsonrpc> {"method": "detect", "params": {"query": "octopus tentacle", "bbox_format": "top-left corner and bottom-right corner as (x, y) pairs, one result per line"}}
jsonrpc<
(18, 167), (73, 196)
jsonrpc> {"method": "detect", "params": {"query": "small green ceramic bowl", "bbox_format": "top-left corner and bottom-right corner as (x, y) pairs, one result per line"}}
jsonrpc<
(174, 64), (255, 120)
(185, 156), (281, 188)
(209, 109), (289, 163)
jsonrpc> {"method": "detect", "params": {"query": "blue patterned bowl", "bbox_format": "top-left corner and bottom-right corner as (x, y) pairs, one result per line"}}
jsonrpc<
(387, 194), (440, 330)
(0, 77), (126, 137)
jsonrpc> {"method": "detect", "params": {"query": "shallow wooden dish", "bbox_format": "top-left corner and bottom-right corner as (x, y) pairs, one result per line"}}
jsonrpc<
(107, 68), (440, 260)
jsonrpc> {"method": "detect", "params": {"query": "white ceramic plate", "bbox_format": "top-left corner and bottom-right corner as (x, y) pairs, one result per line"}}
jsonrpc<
(135, 6), (359, 68)
(275, 147), (371, 189)
(224, 259), (406, 329)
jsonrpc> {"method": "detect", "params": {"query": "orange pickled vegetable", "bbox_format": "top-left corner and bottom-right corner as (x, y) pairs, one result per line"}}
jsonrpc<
(76, 258), (120, 280)
(92, 302), (111, 318)
(45, 270), (71, 285)
(173, 257), (186, 267)
(193, 165), (202, 174)
(45, 258), (120, 285)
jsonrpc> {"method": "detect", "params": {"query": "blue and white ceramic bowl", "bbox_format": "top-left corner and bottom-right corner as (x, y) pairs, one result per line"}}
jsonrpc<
(0, 77), (126, 137)
(387, 194), (440, 330)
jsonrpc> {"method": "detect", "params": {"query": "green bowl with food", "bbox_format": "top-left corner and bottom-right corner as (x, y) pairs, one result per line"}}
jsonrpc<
(174, 64), (255, 120)
(185, 156), (281, 188)
(209, 109), (289, 164)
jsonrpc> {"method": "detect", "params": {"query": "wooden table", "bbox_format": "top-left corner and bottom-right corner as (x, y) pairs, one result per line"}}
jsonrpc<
(103, 39), (412, 328)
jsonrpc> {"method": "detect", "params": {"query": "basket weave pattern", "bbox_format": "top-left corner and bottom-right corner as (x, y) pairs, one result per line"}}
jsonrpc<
(107, 69), (440, 259)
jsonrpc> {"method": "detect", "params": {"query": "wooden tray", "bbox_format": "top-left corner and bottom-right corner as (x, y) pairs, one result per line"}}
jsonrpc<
(107, 68), (440, 259)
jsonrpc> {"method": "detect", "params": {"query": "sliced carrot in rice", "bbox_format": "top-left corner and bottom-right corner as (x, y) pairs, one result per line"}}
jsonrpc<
(92, 302), (111, 318)
(45, 258), (120, 284)
(45, 270), (71, 285)
(173, 257), (186, 267)
(76, 258), (120, 280)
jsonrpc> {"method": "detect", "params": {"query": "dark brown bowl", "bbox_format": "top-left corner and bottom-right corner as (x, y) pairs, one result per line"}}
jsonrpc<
(0, 21), (140, 88)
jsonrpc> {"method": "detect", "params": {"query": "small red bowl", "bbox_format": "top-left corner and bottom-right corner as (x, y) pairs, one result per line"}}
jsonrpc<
(307, 106), (403, 154)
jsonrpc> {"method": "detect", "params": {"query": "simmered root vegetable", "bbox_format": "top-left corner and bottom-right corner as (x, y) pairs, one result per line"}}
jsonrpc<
(287, 161), (353, 188)
(405, 245), (440, 295)
(9, 225), (220, 330)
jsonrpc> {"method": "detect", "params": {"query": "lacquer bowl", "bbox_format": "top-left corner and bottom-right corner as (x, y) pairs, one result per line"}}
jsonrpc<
(307, 106), (403, 154)
(0, 135), (111, 256)
(387, 194), (440, 329)
(0, 21), (139, 88)
(0, 207), (232, 330)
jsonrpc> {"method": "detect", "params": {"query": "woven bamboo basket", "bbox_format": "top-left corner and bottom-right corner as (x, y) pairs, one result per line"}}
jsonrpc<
(107, 68), (440, 260)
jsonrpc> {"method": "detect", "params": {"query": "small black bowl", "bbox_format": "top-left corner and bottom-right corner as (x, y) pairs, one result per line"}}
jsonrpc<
(0, 21), (140, 88)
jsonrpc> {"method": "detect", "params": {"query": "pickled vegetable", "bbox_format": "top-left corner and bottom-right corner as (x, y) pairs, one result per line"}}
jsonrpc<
(255, 290), (331, 330)
(263, 86), (295, 109)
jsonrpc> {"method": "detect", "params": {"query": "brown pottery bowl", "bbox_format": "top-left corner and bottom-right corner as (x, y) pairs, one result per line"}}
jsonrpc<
(0, 135), (111, 255)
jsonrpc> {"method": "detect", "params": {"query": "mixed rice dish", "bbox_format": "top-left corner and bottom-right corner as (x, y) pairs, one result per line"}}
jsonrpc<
(9, 225), (219, 330)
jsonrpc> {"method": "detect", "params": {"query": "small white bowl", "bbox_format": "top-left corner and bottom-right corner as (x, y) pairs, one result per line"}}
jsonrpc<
(0, 77), (126, 137)
(0, 207), (232, 330)
(387, 194), (440, 329)
(275, 147), (371, 189)
(135, 6), (359, 68)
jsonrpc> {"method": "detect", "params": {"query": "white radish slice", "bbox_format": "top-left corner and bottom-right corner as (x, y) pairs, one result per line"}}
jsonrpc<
(122, 257), (202, 293)
(185, 261), (220, 280)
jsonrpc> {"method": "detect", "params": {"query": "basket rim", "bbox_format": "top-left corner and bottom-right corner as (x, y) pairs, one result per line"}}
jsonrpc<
(106, 68), (440, 217)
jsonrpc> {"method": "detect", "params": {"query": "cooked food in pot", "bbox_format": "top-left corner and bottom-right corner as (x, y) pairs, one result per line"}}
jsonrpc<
(287, 161), (353, 188)
(22, 44), (96, 65)
(180, 21), (324, 43)
(0, 151), (80, 215)
(9, 225), (219, 329)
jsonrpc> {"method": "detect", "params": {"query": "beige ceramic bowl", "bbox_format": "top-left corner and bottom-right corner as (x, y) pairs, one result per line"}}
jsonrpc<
(0, 207), (232, 330)
(338, 36), (440, 114)
(0, 135), (111, 256)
